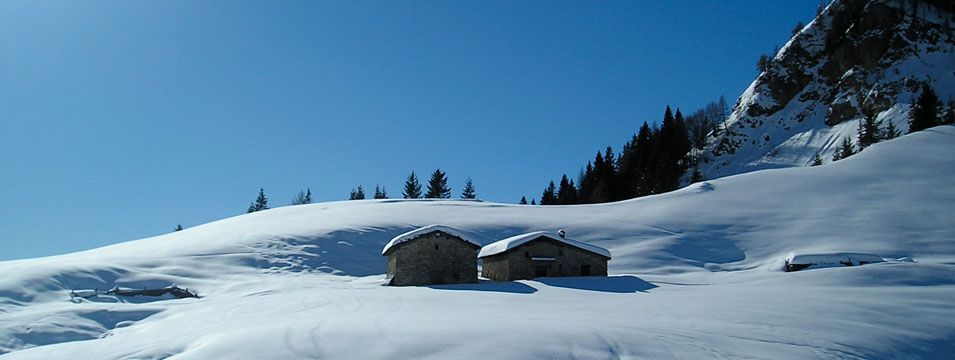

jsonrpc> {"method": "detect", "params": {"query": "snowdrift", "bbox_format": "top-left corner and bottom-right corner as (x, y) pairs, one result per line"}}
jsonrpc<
(1, 126), (954, 359)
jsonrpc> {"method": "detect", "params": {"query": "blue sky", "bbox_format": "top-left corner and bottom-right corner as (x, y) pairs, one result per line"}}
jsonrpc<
(1, 0), (820, 260)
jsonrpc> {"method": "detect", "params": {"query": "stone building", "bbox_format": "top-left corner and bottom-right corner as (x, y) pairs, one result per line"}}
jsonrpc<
(381, 225), (480, 286)
(478, 231), (611, 281)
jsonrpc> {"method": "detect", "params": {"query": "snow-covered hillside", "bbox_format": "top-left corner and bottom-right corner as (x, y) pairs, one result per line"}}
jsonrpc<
(702, 0), (955, 180)
(2, 126), (955, 359)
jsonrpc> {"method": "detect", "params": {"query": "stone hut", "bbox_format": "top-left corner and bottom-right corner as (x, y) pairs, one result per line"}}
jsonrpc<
(479, 231), (611, 281)
(381, 225), (480, 286)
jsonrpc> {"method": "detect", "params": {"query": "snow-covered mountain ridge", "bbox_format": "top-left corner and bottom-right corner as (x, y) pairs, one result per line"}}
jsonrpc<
(1, 126), (954, 359)
(702, 0), (954, 179)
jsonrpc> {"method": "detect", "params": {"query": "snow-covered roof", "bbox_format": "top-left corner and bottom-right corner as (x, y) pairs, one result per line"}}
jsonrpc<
(785, 252), (885, 266)
(381, 225), (480, 255)
(478, 231), (611, 259)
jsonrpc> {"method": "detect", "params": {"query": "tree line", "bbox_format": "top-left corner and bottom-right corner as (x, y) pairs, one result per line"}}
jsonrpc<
(527, 101), (727, 206)
(827, 84), (953, 164)
(242, 169), (479, 215)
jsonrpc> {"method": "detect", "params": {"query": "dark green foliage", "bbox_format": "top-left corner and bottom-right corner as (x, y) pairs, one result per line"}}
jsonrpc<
(402, 171), (422, 199)
(690, 167), (703, 183)
(856, 112), (882, 150)
(291, 188), (312, 205)
(460, 177), (476, 199)
(536, 104), (697, 207)
(942, 100), (955, 125)
(374, 185), (388, 199)
(831, 137), (855, 162)
(909, 85), (940, 133)
(756, 54), (772, 73)
(540, 181), (557, 205)
(557, 174), (578, 205)
(425, 168), (451, 198)
(349, 186), (365, 200)
(811, 154), (823, 166)
(530, 198), (537, 205)
(519, 196), (528, 205)
(247, 188), (269, 213)
(884, 121), (900, 140)
(175, 224), (183, 231)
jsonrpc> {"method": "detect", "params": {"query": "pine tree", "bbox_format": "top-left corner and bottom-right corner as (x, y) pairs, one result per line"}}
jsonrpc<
(460, 177), (476, 199)
(425, 168), (451, 198)
(349, 186), (365, 200)
(690, 167), (703, 183)
(175, 224), (183, 231)
(884, 121), (900, 140)
(291, 189), (312, 205)
(531, 199), (537, 205)
(832, 137), (855, 161)
(374, 185), (388, 199)
(942, 99), (955, 125)
(519, 196), (528, 205)
(857, 112), (882, 150)
(557, 174), (578, 205)
(402, 171), (422, 199)
(247, 188), (269, 213)
(909, 85), (940, 133)
(540, 181), (557, 205)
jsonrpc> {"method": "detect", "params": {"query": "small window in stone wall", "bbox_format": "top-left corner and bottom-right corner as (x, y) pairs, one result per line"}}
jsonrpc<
(525, 251), (529, 257)
(435, 244), (439, 250)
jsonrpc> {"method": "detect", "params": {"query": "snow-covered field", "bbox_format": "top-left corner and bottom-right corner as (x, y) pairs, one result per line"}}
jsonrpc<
(2, 126), (954, 359)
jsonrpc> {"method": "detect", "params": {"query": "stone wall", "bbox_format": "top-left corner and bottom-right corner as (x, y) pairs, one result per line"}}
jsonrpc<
(481, 237), (608, 281)
(386, 232), (478, 286)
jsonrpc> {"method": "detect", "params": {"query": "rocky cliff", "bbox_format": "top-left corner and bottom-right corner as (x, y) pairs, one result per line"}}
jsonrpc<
(700, 0), (954, 180)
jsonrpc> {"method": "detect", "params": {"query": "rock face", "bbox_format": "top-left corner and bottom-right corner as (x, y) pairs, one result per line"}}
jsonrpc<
(700, 0), (954, 181)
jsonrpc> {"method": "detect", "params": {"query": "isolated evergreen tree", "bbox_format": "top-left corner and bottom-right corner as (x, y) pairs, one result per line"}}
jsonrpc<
(349, 186), (365, 200)
(247, 188), (269, 213)
(792, 21), (804, 36)
(519, 196), (528, 205)
(291, 189), (312, 205)
(402, 171), (422, 199)
(460, 177), (476, 199)
(909, 85), (940, 133)
(374, 185), (388, 199)
(175, 224), (183, 231)
(811, 154), (823, 166)
(857, 112), (882, 150)
(531, 198), (537, 205)
(540, 181), (557, 205)
(832, 137), (855, 161)
(425, 169), (451, 198)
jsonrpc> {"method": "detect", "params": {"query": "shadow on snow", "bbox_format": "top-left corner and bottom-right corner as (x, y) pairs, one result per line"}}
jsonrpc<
(426, 280), (537, 294)
(535, 275), (658, 293)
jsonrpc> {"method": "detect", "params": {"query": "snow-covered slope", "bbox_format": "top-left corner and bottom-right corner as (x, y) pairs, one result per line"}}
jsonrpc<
(702, 0), (955, 180)
(2, 126), (955, 359)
